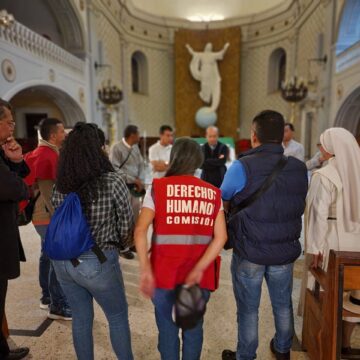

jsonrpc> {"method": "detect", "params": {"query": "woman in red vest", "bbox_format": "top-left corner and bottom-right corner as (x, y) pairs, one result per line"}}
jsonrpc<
(135, 137), (227, 360)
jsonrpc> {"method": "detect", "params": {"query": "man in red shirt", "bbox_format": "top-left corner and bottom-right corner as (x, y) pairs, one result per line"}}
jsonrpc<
(25, 118), (71, 320)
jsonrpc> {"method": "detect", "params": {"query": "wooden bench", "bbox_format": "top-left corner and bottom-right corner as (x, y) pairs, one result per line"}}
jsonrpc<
(302, 250), (360, 359)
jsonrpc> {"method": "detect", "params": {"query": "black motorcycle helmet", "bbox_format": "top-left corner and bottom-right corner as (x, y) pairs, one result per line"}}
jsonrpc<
(172, 284), (207, 330)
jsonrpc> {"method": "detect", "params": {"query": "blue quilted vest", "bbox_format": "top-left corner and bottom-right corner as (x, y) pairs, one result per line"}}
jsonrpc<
(229, 144), (308, 265)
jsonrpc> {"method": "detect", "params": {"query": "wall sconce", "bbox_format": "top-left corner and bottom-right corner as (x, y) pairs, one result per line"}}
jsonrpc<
(308, 55), (327, 65)
(94, 61), (111, 71)
(307, 55), (327, 87)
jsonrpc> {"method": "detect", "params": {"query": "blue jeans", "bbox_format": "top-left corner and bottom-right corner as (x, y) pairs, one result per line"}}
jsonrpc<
(35, 225), (69, 309)
(152, 288), (210, 360)
(231, 253), (294, 360)
(52, 249), (133, 360)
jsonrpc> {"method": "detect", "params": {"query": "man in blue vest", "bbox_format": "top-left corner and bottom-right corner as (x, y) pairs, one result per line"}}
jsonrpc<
(221, 110), (308, 360)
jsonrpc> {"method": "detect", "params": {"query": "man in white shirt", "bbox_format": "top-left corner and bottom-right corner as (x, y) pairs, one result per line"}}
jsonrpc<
(283, 123), (305, 161)
(149, 125), (174, 179)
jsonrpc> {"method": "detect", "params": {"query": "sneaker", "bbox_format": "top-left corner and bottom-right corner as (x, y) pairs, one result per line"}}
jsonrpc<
(47, 306), (72, 321)
(222, 350), (236, 360)
(40, 298), (51, 310)
(270, 339), (290, 360)
(5, 347), (30, 360)
(120, 250), (135, 260)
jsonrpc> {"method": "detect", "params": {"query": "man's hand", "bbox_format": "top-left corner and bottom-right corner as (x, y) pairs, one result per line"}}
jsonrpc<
(310, 252), (323, 269)
(152, 160), (168, 172)
(139, 267), (155, 298)
(2, 137), (23, 163)
(219, 154), (225, 159)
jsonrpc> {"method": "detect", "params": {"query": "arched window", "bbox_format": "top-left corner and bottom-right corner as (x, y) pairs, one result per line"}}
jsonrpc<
(268, 48), (286, 93)
(131, 51), (148, 94)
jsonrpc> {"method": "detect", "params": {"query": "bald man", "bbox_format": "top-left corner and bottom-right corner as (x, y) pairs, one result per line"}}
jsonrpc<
(200, 126), (229, 188)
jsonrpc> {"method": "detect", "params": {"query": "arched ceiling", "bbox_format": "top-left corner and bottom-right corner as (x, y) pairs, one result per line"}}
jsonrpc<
(128, 0), (288, 21)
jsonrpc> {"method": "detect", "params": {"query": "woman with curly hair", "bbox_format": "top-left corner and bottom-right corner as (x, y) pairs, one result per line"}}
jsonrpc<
(51, 122), (134, 360)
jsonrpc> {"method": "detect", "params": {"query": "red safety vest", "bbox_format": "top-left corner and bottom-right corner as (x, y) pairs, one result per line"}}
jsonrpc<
(151, 175), (222, 291)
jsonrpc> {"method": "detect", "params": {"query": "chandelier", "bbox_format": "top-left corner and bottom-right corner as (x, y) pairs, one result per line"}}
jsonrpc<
(98, 80), (123, 106)
(281, 76), (308, 123)
(0, 9), (14, 28)
(281, 76), (308, 103)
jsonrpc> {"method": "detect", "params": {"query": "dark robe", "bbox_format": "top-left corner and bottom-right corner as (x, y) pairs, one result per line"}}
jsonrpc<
(201, 142), (229, 188)
(0, 149), (29, 357)
(0, 149), (29, 280)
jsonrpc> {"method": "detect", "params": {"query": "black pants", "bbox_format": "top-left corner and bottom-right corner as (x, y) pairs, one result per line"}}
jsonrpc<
(0, 278), (9, 359)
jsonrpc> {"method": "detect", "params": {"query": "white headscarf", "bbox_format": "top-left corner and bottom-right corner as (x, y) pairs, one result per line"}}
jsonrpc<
(320, 127), (360, 233)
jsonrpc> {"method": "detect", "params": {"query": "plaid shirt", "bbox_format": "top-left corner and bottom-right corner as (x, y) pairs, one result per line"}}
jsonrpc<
(51, 172), (134, 250)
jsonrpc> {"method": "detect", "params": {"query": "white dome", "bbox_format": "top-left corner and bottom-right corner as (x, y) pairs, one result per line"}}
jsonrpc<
(129, 0), (289, 22)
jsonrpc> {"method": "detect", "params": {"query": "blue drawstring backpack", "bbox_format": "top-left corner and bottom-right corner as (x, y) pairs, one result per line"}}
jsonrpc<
(44, 192), (95, 260)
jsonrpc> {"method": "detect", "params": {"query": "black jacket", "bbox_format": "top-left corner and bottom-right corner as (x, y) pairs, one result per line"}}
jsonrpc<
(0, 149), (29, 280)
(201, 142), (229, 188)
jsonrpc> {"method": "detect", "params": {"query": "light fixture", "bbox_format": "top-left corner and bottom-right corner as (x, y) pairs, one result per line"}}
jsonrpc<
(98, 80), (123, 106)
(0, 9), (14, 28)
(281, 76), (308, 123)
(308, 55), (327, 64)
(187, 14), (225, 22)
(306, 55), (327, 88)
(95, 61), (123, 105)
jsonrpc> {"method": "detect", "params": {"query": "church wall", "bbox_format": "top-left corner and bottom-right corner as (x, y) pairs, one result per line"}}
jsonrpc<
(1, 0), (347, 147)
(125, 40), (174, 137)
(239, 0), (326, 148)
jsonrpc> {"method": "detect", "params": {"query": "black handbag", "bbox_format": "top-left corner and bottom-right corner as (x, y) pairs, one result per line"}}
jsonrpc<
(17, 191), (40, 226)
(224, 156), (288, 250)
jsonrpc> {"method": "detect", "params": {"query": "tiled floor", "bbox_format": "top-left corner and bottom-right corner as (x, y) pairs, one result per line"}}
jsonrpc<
(5, 224), (310, 359)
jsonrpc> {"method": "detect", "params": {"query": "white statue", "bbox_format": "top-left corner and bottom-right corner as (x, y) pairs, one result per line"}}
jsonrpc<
(186, 42), (230, 112)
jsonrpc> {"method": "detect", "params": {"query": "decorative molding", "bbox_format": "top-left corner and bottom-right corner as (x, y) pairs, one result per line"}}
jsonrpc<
(48, 69), (55, 82)
(336, 41), (360, 73)
(1, 59), (16, 82)
(0, 21), (85, 74)
(119, 0), (294, 29)
(336, 83), (344, 101)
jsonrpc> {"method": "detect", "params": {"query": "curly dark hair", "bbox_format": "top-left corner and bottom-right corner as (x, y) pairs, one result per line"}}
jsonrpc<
(56, 122), (114, 212)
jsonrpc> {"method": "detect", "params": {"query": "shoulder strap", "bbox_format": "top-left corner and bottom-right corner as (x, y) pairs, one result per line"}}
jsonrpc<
(229, 156), (288, 217)
(117, 148), (133, 170)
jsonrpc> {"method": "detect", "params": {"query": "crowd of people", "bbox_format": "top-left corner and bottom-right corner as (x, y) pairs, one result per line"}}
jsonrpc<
(0, 96), (360, 360)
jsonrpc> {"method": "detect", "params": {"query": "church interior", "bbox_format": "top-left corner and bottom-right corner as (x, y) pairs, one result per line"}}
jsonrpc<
(1, 0), (360, 359)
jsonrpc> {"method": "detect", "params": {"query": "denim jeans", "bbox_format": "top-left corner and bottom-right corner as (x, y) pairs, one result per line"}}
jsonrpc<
(231, 253), (294, 360)
(52, 249), (133, 360)
(35, 225), (69, 309)
(152, 288), (210, 360)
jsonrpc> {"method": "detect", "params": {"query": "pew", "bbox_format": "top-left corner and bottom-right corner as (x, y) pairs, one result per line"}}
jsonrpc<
(302, 250), (360, 359)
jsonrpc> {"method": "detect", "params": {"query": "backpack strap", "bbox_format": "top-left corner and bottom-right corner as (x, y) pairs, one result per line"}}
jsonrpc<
(117, 148), (133, 171)
(229, 155), (288, 220)
(92, 243), (107, 264)
(70, 244), (107, 267)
